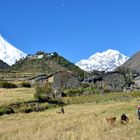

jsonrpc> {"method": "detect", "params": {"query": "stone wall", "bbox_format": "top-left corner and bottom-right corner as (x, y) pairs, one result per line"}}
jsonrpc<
(103, 73), (125, 92)
(53, 71), (79, 89)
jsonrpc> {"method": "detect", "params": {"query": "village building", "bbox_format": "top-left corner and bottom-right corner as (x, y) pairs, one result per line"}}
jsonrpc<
(84, 71), (125, 92)
(27, 53), (44, 60)
(37, 54), (44, 59)
(28, 71), (80, 90)
(46, 71), (80, 90)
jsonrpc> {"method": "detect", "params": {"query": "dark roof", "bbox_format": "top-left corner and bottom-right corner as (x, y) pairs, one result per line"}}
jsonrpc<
(47, 71), (77, 78)
(84, 71), (123, 82)
(28, 71), (78, 81)
(84, 75), (102, 82)
(28, 74), (48, 80)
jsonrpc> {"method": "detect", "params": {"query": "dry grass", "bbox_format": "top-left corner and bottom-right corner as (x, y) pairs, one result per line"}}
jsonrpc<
(0, 88), (35, 106)
(0, 99), (140, 140)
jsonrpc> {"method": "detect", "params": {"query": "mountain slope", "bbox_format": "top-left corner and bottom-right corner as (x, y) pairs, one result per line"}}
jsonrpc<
(76, 49), (129, 72)
(0, 60), (9, 69)
(122, 51), (140, 73)
(0, 35), (27, 66)
(11, 52), (84, 77)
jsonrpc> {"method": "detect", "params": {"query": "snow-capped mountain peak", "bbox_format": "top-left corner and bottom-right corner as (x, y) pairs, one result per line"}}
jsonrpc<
(76, 49), (129, 72)
(0, 35), (27, 66)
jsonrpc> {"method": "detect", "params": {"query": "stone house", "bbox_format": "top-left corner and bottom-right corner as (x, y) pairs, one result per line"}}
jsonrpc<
(84, 71), (125, 92)
(28, 71), (80, 90)
(47, 71), (80, 90)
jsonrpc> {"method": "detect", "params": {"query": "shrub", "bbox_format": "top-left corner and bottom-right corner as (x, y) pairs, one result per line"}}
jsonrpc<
(83, 87), (97, 94)
(34, 83), (53, 102)
(35, 51), (45, 55)
(23, 106), (35, 113)
(64, 88), (84, 96)
(39, 103), (49, 111)
(81, 83), (89, 88)
(131, 91), (140, 97)
(64, 87), (98, 97)
(0, 106), (14, 116)
(47, 98), (65, 105)
(0, 81), (17, 88)
(103, 89), (111, 93)
(20, 82), (31, 88)
(61, 91), (67, 97)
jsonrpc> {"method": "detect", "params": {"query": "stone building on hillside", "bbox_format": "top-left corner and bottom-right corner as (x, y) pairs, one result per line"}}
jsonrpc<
(28, 71), (80, 90)
(47, 71), (80, 90)
(84, 71), (125, 92)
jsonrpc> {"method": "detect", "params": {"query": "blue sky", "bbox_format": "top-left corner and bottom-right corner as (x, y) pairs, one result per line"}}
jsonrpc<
(0, 0), (140, 63)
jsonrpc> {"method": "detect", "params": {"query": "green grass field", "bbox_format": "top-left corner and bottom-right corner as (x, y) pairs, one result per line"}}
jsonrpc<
(0, 88), (140, 140)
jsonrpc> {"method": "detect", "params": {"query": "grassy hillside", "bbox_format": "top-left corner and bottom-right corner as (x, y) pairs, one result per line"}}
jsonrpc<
(10, 52), (84, 78)
(0, 98), (140, 140)
(0, 88), (140, 139)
